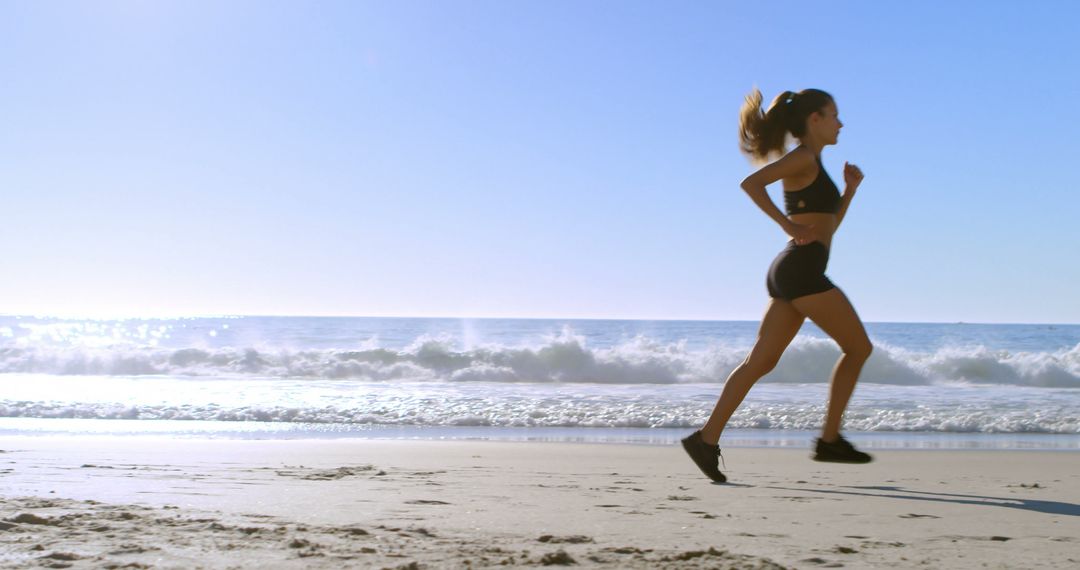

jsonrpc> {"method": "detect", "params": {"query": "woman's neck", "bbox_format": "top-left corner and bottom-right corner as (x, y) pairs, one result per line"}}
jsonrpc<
(798, 136), (826, 156)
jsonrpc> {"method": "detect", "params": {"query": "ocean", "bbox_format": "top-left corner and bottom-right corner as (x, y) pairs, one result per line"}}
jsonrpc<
(2, 316), (1078, 450)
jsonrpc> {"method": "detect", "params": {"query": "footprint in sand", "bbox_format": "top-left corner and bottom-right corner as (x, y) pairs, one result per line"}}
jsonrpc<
(859, 540), (906, 548)
(736, 532), (790, 539)
(293, 466), (379, 480)
(538, 535), (594, 544)
(940, 535), (1013, 543)
(539, 550), (576, 565)
(801, 557), (844, 567)
(8, 513), (59, 526)
(39, 552), (81, 562)
(776, 495), (821, 503)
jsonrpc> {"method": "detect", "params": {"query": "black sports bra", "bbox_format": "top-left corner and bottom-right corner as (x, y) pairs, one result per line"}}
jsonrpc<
(784, 154), (841, 215)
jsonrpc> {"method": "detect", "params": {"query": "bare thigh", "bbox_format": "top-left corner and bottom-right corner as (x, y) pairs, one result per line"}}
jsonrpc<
(745, 298), (806, 370)
(790, 289), (871, 354)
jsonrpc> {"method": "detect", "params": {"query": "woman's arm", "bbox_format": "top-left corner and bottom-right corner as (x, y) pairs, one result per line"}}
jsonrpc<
(834, 162), (864, 230)
(739, 148), (817, 244)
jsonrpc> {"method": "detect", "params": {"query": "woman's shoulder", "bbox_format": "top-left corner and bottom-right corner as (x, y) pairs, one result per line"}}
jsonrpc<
(775, 145), (817, 172)
(785, 145), (816, 161)
(744, 145), (818, 189)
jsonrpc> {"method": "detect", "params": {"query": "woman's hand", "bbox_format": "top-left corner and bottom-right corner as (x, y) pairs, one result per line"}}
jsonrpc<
(844, 162), (864, 190)
(784, 221), (818, 245)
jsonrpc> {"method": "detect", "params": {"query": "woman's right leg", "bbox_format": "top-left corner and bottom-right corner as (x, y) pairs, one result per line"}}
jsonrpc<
(790, 288), (873, 443)
(700, 298), (804, 445)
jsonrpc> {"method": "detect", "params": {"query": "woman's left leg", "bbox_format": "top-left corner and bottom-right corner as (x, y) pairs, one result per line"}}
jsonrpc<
(700, 298), (805, 445)
(791, 288), (873, 442)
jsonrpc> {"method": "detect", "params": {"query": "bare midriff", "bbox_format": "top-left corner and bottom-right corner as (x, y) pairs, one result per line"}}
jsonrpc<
(788, 212), (837, 249)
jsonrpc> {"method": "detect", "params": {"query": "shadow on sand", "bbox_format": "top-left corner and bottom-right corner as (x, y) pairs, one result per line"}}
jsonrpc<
(764, 484), (1080, 517)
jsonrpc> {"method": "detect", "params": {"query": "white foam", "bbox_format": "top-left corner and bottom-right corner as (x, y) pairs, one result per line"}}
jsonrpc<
(0, 378), (1076, 434)
(1, 334), (1077, 388)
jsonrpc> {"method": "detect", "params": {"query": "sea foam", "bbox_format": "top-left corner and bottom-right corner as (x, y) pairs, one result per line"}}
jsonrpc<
(1, 377), (1076, 433)
(1, 332), (1077, 388)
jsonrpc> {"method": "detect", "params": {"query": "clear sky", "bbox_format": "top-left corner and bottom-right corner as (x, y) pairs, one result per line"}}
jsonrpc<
(2, 1), (1078, 324)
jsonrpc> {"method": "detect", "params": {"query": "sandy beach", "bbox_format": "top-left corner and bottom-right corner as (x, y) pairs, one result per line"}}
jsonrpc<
(1, 437), (1077, 569)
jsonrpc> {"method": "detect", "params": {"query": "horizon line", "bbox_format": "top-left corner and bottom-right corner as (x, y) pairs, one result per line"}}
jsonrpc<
(0, 312), (1076, 327)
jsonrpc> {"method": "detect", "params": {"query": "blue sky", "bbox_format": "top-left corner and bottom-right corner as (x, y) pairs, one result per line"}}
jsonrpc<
(2, 1), (1078, 323)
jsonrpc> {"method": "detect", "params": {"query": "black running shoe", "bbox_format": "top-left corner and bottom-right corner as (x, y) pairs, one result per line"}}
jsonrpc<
(813, 435), (873, 463)
(681, 430), (727, 482)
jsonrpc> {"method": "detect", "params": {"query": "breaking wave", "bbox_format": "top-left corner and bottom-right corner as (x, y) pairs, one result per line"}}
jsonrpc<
(1, 332), (1077, 388)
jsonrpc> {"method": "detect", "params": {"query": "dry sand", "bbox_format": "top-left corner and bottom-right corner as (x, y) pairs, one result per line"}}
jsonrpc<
(1, 437), (1078, 569)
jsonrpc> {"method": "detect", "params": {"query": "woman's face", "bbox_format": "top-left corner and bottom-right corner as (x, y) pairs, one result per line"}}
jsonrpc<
(813, 101), (843, 145)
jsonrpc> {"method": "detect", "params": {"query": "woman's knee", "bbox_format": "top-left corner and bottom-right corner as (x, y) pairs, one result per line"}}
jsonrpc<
(843, 338), (873, 361)
(742, 351), (782, 376)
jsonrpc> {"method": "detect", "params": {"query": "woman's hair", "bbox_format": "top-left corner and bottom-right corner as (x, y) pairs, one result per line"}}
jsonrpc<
(739, 88), (833, 162)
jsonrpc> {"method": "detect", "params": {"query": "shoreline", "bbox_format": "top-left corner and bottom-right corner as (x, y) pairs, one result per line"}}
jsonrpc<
(2, 437), (1078, 568)
(2, 419), (1079, 451)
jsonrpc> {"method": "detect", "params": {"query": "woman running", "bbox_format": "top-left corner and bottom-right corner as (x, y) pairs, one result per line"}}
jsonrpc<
(682, 88), (873, 483)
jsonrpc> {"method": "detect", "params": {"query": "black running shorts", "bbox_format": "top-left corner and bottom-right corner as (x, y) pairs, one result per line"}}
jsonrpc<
(766, 240), (836, 301)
